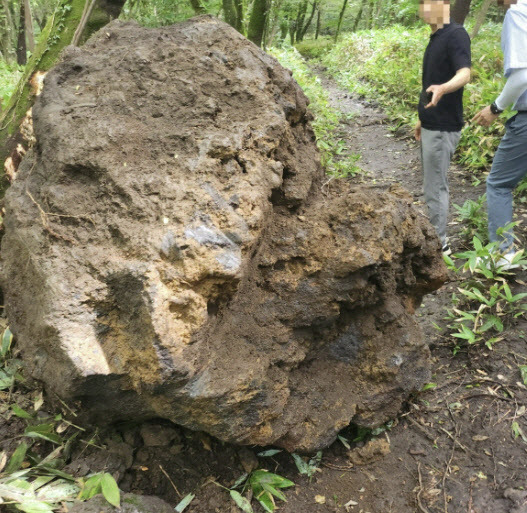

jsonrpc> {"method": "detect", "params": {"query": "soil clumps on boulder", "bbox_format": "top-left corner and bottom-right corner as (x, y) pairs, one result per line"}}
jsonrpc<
(0, 17), (447, 451)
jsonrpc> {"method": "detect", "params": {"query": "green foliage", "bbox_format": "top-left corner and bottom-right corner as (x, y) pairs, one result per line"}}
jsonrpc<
(511, 421), (527, 443)
(225, 469), (294, 513)
(292, 451), (322, 479)
(78, 472), (120, 508)
(351, 420), (394, 442)
(249, 470), (294, 512)
(421, 383), (437, 392)
(446, 237), (527, 352)
(175, 493), (195, 512)
(295, 37), (334, 59)
(520, 365), (527, 386)
(121, 0), (218, 27)
(322, 23), (507, 171)
(0, 61), (22, 108)
(323, 25), (428, 128)
(0, 331), (119, 512)
(453, 195), (488, 243)
(257, 449), (282, 457)
(0, 327), (23, 392)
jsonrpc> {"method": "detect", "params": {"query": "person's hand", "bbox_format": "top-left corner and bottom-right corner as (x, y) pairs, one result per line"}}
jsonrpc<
(414, 120), (422, 142)
(425, 84), (445, 108)
(471, 105), (499, 127)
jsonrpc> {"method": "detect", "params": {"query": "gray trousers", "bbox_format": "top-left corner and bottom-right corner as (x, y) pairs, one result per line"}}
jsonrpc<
(420, 127), (461, 246)
(487, 112), (527, 250)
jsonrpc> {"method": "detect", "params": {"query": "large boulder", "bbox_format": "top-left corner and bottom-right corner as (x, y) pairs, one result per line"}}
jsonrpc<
(0, 17), (447, 451)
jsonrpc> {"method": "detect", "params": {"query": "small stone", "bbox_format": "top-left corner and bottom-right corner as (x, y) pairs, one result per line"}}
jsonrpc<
(140, 423), (180, 447)
(315, 495), (326, 504)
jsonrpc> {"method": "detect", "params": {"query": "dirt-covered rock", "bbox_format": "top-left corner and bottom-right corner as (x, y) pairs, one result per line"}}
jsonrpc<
(0, 17), (447, 451)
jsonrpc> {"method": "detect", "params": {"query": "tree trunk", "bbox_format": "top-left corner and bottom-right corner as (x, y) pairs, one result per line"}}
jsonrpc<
(189, 0), (207, 14)
(222, 0), (238, 28)
(315, 8), (321, 39)
(1, 0), (15, 62)
(295, 0), (308, 43)
(16, 1), (26, 65)
(352, 0), (367, 32)
(451, 0), (472, 24)
(266, 0), (286, 46)
(233, 0), (244, 32)
(298, 0), (319, 42)
(374, 0), (382, 28)
(289, 20), (295, 44)
(470, 0), (492, 38)
(0, 0), (126, 192)
(247, 0), (268, 47)
(24, 0), (35, 52)
(334, 0), (348, 41)
(367, 0), (375, 29)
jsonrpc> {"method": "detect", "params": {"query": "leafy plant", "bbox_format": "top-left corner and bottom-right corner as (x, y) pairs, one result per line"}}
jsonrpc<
(220, 469), (294, 513)
(453, 195), (488, 243)
(0, 327), (23, 392)
(292, 451), (322, 479)
(446, 237), (527, 352)
(249, 470), (294, 512)
(77, 472), (120, 508)
(520, 365), (527, 386)
(351, 420), (394, 442)
(0, 61), (23, 107)
(175, 493), (195, 512)
(511, 422), (527, 443)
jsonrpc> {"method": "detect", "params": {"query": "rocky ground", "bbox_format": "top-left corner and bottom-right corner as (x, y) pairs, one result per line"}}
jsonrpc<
(1, 70), (527, 513)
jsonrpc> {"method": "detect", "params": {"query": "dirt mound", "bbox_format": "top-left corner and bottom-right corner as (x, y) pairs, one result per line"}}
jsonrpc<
(0, 17), (447, 451)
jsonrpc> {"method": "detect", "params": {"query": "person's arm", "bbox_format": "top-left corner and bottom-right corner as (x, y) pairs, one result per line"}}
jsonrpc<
(472, 68), (527, 126)
(495, 68), (527, 111)
(414, 119), (421, 142)
(425, 67), (471, 108)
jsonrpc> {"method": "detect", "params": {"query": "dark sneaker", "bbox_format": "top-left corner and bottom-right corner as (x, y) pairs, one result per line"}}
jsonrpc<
(442, 245), (452, 256)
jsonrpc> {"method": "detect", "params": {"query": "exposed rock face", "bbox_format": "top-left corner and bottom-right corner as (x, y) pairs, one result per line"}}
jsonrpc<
(0, 17), (447, 451)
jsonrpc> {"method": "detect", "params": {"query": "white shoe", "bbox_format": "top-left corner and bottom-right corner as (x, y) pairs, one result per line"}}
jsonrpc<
(474, 249), (522, 272)
(495, 251), (520, 270)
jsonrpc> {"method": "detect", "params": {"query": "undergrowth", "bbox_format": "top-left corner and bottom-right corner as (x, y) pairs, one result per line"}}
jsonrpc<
(444, 232), (527, 353)
(0, 327), (121, 513)
(0, 61), (23, 108)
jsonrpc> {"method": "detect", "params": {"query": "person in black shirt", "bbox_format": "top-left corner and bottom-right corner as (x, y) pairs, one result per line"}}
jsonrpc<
(415, 0), (471, 255)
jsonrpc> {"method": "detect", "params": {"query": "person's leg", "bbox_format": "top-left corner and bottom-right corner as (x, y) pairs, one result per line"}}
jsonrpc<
(487, 114), (527, 250)
(421, 128), (460, 247)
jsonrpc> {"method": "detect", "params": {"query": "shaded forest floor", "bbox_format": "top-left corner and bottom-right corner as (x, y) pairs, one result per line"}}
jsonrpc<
(2, 70), (527, 513)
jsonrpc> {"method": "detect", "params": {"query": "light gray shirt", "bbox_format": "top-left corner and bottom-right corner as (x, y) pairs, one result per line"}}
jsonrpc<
(501, 0), (527, 110)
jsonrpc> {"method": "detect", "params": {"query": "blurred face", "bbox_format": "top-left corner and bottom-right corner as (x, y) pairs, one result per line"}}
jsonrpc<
(419, 1), (450, 29)
(497, 0), (518, 7)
